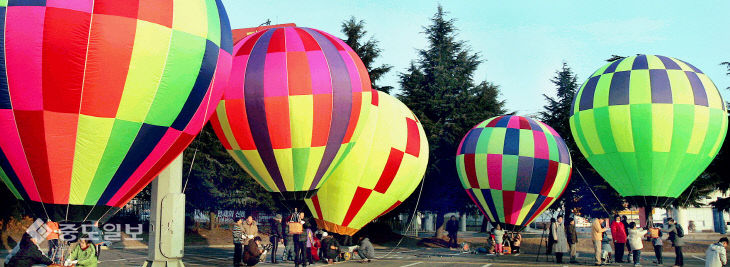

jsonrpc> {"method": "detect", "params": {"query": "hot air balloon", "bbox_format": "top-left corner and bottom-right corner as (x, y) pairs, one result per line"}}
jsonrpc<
(210, 27), (373, 199)
(305, 91), (428, 235)
(570, 55), (728, 206)
(456, 116), (572, 231)
(0, 0), (233, 222)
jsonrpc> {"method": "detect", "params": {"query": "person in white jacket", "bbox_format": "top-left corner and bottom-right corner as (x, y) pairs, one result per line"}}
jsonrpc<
(705, 237), (728, 267)
(626, 222), (647, 266)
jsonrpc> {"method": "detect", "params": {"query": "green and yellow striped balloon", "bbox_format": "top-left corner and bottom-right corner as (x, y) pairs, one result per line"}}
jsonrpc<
(570, 55), (728, 204)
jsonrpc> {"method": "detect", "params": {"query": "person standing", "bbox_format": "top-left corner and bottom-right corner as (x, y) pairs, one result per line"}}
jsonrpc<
(233, 217), (245, 267)
(46, 219), (61, 262)
(305, 228), (315, 265)
(705, 237), (728, 267)
(666, 218), (685, 266)
(310, 234), (321, 262)
(651, 226), (663, 265)
(592, 218), (608, 266)
(446, 216), (460, 248)
(566, 218), (578, 263)
(547, 218), (556, 255)
(87, 221), (106, 261)
(492, 224), (506, 255)
(627, 222), (647, 266)
(270, 214), (283, 263)
(610, 215), (628, 263)
(291, 212), (308, 267)
(552, 215), (569, 263)
(242, 216), (259, 245)
(622, 215), (632, 262)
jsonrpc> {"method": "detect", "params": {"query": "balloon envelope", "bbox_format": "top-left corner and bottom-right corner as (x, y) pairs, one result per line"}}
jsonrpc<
(305, 91), (428, 235)
(0, 0), (233, 221)
(456, 116), (572, 230)
(210, 27), (373, 199)
(570, 55), (728, 204)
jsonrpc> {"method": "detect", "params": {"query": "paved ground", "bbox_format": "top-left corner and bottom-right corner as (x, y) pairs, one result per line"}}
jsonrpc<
(91, 246), (707, 266)
(0, 243), (710, 266)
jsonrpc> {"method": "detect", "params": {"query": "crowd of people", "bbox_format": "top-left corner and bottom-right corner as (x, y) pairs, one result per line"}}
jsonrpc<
(232, 212), (376, 267)
(586, 215), (727, 267)
(532, 214), (730, 267)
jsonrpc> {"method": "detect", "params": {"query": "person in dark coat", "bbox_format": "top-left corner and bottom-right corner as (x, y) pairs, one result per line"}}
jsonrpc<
(324, 234), (341, 264)
(547, 217), (556, 255)
(269, 214), (283, 263)
(289, 212), (308, 267)
(621, 215), (631, 262)
(6, 233), (53, 267)
(566, 218), (578, 263)
(243, 237), (263, 266)
(318, 232), (329, 262)
(445, 216), (460, 248)
(665, 218), (685, 266)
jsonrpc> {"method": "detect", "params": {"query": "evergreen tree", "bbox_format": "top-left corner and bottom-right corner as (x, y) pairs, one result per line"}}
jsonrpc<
(397, 6), (507, 222)
(341, 17), (394, 93)
(539, 63), (624, 218)
(182, 124), (281, 224)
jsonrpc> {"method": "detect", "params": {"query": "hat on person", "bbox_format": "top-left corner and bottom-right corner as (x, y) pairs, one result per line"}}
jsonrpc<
(274, 214), (283, 220)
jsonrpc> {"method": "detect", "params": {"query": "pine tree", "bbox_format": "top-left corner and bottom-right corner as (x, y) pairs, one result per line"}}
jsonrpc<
(341, 17), (393, 93)
(182, 124), (280, 226)
(397, 5), (507, 223)
(539, 63), (624, 218)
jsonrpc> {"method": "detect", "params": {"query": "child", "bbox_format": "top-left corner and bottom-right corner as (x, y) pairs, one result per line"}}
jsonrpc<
(487, 234), (497, 254)
(511, 232), (522, 255)
(627, 222), (647, 266)
(650, 226), (663, 265)
(601, 232), (613, 264)
(282, 236), (295, 262)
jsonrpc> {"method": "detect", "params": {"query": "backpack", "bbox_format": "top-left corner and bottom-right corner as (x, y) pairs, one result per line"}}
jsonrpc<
(676, 224), (684, 238)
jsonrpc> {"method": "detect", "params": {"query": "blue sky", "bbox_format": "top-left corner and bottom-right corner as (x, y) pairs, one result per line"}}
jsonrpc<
(222, 1), (730, 115)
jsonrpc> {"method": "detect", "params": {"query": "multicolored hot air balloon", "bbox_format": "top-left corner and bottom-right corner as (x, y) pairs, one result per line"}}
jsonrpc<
(456, 116), (572, 230)
(570, 55), (728, 205)
(0, 0), (233, 221)
(305, 91), (428, 235)
(210, 27), (373, 199)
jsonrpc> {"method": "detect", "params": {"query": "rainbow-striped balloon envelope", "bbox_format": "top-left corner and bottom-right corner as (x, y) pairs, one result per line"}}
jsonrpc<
(456, 115), (572, 230)
(0, 0), (232, 221)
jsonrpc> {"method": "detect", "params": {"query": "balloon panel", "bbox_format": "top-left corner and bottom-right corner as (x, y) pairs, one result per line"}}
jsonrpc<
(305, 91), (428, 235)
(570, 55), (728, 199)
(456, 116), (572, 229)
(210, 27), (372, 197)
(0, 0), (233, 221)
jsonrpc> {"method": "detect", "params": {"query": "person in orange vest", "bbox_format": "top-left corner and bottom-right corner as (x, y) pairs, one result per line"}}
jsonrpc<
(46, 219), (60, 262)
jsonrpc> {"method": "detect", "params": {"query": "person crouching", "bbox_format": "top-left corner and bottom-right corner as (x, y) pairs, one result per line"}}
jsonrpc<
(243, 236), (264, 266)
